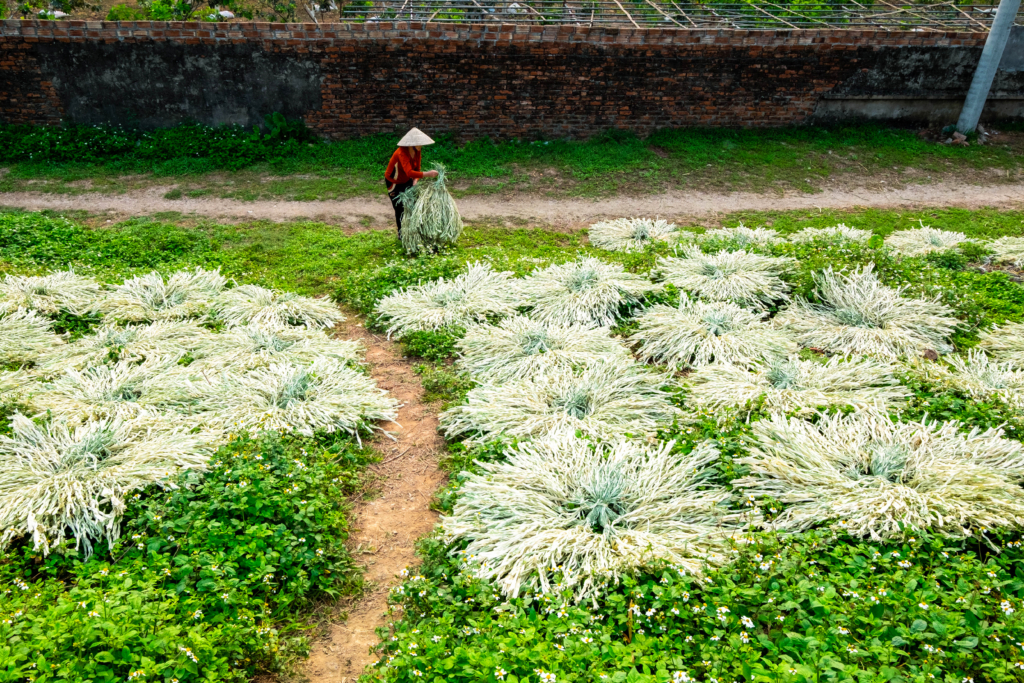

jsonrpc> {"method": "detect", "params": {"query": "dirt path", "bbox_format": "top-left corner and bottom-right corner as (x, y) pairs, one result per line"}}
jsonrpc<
(3, 180), (1024, 228)
(306, 314), (447, 683)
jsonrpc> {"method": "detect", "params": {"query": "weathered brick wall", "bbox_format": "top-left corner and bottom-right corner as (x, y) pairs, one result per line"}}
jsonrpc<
(0, 19), (1017, 138)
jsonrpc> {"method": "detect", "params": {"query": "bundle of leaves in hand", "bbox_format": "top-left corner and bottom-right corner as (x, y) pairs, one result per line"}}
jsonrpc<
(213, 284), (343, 329)
(733, 411), (1024, 541)
(456, 315), (631, 384)
(442, 432), (738, 600)
(521, 257), (659, 328)
(685, 355), (908, 417)
(0, 308), (64, 366)
(440, 359), (677, 442)
(884, 224), (969, 256)
(398, 164), (464, 255)
(774, 264), (958, 359)
(374, 262), (522, 338)
(587, 217), (678, 252)
(0, 413), (214, 555)
(99, 267), (227, 322)
(210, 358), (398, 442)
(630, 295), (796, 369)
(655, 247), (793, 309)
(0, 270), (102, 316)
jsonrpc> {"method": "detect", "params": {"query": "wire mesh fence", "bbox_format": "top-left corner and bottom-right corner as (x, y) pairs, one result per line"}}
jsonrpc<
(333, 0), (1021, 31)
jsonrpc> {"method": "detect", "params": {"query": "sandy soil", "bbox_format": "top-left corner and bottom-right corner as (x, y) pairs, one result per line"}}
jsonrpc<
(2, 180), (1024, 229)
(305, 313), (447, 683)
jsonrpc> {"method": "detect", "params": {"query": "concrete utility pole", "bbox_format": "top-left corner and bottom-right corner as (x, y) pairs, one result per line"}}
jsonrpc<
(957, 0), (1022, 134)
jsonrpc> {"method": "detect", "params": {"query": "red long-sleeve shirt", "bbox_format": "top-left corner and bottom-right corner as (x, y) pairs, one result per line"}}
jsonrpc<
(385, 147), (423, 189)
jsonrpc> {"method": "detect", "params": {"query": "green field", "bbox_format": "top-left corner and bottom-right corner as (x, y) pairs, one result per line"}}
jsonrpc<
(1, 122), (1022, 199)
(3, 208), (1024, 682)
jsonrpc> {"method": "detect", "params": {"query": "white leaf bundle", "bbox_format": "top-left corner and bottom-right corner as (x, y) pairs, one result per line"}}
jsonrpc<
(521, 257), (659, 328)
(0, 413), (214, 556)
(457, 316), (631, 384)
(0, 270), (103, 316)
(193, 324), (363, 371)
(977, 321), (1024, 366)
(29, 359), (197, 421)
(99, 268), (226, 322)
(789, 225), (872, 244)
(655, 248), (793, 309)
(885, 225), (969, 256)
(440, 360), (677, 443)
(0, 308), (64, 365)
(36, 320), (212, 376)
(925, 350), (1024, 409)
(630, 296), (796, 369)
(685, 355), (908, 416)
(210, 358), (398, 440)
(774, 265), (958, 358)
(374, 262), (523, 338)
(442, 433), (738, 600)
(734, 411), (1024, 541)
(699, 224), (780, 249)
(987, 236), (1024, 268)
(588, 217), (678, 252)
(398, 164), (464, 255)
(1, 369), (33, 400)
(212, 284), (342, 329)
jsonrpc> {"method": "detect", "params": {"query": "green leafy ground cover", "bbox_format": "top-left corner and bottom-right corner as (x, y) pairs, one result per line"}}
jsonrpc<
(3, 209), (1024, 682)
(1, 122), (1021, 199)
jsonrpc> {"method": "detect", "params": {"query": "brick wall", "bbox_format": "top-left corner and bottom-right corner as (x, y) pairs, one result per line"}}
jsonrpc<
(0, 19), (1015, 138)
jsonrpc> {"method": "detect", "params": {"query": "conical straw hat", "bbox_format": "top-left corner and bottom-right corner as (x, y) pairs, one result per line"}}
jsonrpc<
(397, 127), (435, 147)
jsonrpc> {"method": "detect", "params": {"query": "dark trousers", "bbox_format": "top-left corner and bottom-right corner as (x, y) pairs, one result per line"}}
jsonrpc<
(387, 180), (414, 237)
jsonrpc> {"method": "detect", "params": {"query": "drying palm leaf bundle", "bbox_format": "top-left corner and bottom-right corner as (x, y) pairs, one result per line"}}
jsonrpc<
(0, 413), (215, 556)
(915, 350), (1024, 409)
(699, 224), (780, 249)
(774, 265), (958, 359)
(521, 257), (659, 328)
(630, 295), (796, 369)
(685, 355), (908, 417)
(212, 284), (343, 329)
(456, 315), (631, 384)
(986, 236), (1024, 269)
(193, 324), (363, 371)
(884, 225), (969, 256)
(440, 359), (677, 443)
(397, 164), (464, 255)
(0, 270), (103, 316)
(374, 262), (523, 339)
(442, 433), (739, 600)
(0, 369), (32, 401)
(29, 359), (198, 422)
(655, 247), (793, 309)
(99, 267), (227, 322)
(587, 217), (678, 252)
(210, 358), (398, 442)
(733, 411), (1024, 541)
(977, 321), (1024, 366)
(36, 320), (212, 376)
(0, 308), (64, 366)
(789, 224), (873, 244)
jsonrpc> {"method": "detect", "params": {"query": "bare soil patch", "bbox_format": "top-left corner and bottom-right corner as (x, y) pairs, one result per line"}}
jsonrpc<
(304, 313), (447, 683)
(2, 180), (1024, 231)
